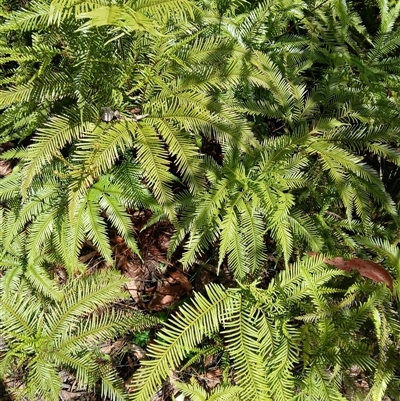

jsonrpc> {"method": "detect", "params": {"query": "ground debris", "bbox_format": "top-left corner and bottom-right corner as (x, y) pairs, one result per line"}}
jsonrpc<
(111, 214), (192, 311)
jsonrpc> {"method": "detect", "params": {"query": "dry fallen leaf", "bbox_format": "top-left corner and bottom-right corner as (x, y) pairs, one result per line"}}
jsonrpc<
(126, 278), (143, 303)
(324, 256), (393, 292)
(168, 270), (192, 293)
(308, 252), (393, 292)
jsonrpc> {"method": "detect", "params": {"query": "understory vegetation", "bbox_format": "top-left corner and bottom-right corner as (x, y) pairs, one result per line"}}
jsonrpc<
(0, 0), (399, 400)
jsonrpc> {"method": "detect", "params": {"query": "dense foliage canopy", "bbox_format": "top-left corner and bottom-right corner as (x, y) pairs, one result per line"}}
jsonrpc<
(0, 0), (399, 400)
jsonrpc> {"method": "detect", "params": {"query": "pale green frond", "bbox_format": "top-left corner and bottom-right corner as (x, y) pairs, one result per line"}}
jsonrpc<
(268, 191), (295, 265)
(73, 121), (134, 180)
(45, 270), (128, 340)
(207, 385), (242, 401)
(266, 323), (297, 401)
(0, 265), (23, 296)
(174, 379), (242, 401)
(152, 118), (203, 194)
(26, 357), (61, 401)
(98, 364), (128, 401)
(0, 1), (50, 32)
(240, 201), (266, 276)
(25, 262), (64, 302)
(356, 236), (400, 273)
(112, 160), (158, 209)
(0, 289), (38, 338)
(298, 364), (347, 401)
(26, 207), (59, 262)
(223, 302), (271, 401)
(99, 191), (140, 256)
(4, 185), (59, 248)
(133, 121), (174, 205)
(51, 216), (86, 276)
(84, 193), (113, 264)
(0, 166), (21, 201)
(56, 311), (138, 352)
(21, 110), (96, 195)
(50, 349), (97, 385)
(173, 379), (208, 401)
(218, 196), (246, 279)
(287, 211), (323, 251)
(77, 4), (160, 36)
(0, 71), (72, 109)
(66, 198), (87, 265)
(130, 284), (238, 401)
(132, 0), (195, 23)
(181, 226), (219, 268)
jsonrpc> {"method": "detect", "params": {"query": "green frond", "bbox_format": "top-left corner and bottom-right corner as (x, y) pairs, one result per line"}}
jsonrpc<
(4, 185), (59, 249)
(0, 265), (23, 296)
(73, 121), (135, 180)
(218, 196), (246, 279)
(268, 191), (294, 265)
(240, 201), (266, 276)
(112, 160), (158, 209)
(25, 261), (64, 301)
(0, 268), (157, 401)
(84, 193), (113, 264)
(173, 379), (208, 401)
(223, 302), (271, 401)
(152, 118), (203, 194)
(173, 379), (242, 401)
(0, 71), (72, 108)
(0, 1), (50, 32)
(76, 4), (160, 35)
(266, 323), (297, 401)
(130, 284), (238, 401)
(26, 208), (59, 261)
(99, 190), (140, 256)
(98, 364), (128, 401)
(46, 270), (128, 340)
(66, 198), (87, 265)
(134, 122), (174, 205)
(288, 211), (323, 251)
(21, 109), (96, 195)
(0, 2), (399, 400)
(26, 357), (61, 401)
(297, 364), (347, 401)
(0, 288), (38, 338)
(0, 166), (21, 201)
(132, 0), (195, 23)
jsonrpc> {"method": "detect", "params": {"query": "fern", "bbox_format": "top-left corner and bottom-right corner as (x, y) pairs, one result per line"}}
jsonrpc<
(0, 268), (158, 401)
(0, 161), (153, 270)
(131, 255), (399, 401)
(0, 1), (400, 401)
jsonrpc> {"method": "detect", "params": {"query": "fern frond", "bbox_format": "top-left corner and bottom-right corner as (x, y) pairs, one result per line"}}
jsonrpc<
(21, 108), (96, 195)
(0, 268), (157, 401)
(130, 284), (238, 401)
(223, 302), (271, 401)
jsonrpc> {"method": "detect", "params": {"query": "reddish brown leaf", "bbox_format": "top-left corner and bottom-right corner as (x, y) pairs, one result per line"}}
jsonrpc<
(308, 253), (393, 292)
(325, 257), (393, 292)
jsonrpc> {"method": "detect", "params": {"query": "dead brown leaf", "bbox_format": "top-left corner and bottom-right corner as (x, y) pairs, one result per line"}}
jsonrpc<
(168, 270), (192, 293)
